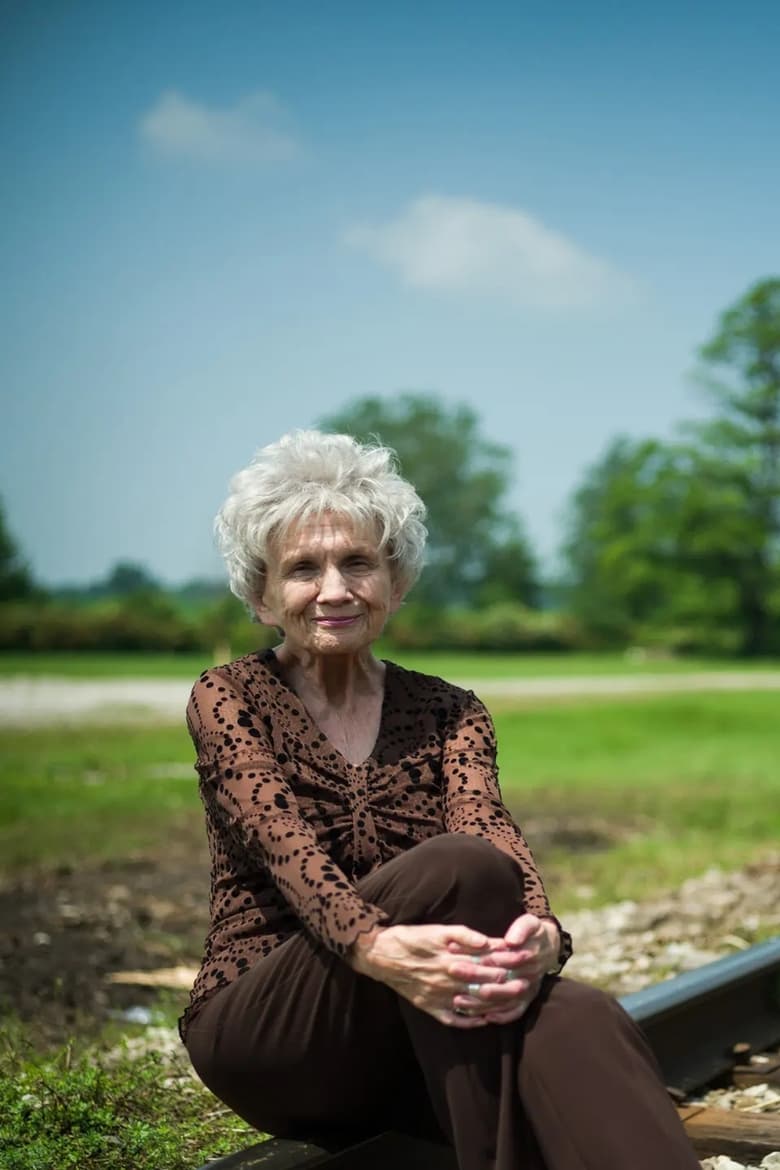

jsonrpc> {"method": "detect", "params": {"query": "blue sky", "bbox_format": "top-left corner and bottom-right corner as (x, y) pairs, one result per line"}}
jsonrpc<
(2, 0), (779, 586)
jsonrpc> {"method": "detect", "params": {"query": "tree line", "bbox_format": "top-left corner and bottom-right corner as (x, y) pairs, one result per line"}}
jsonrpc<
(2, 277), (778, 657)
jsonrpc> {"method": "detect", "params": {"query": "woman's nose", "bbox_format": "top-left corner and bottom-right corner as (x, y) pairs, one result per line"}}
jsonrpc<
(317, 564), (350, 601)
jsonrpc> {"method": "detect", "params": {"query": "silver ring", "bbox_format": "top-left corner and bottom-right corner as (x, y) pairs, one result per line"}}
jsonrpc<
(453, 1007), (468, 1017)
(466, 982), (482, 996)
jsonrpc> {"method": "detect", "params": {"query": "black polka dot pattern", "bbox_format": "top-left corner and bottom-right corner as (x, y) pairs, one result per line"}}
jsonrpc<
(179, 649), (571, 1036)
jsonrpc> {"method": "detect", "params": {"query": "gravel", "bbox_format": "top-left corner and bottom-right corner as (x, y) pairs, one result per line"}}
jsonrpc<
(563, 856), (780, 993)
(562, 858), (780, 1169)
(702, 1157), (780, 1170)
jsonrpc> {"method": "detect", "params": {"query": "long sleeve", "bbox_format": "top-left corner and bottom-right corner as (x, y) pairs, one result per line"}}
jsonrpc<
(441, 690), (572, 966)
(187, 669), (387, 956)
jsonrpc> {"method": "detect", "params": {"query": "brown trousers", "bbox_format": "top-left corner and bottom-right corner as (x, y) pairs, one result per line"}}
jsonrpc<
(184, 834), (700, 1170)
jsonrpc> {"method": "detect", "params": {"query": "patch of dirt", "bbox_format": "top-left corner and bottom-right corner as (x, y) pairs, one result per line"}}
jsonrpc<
(520, 813), (643, 853)
(3, 828), (776, 1053)
(0, 814), (621, 1048)
(0, 839), (211, 1047)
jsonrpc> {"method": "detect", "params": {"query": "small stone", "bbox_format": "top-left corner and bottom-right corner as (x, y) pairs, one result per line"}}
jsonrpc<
(115, 1005), (154, 1025)
(57, 902), (84, 923)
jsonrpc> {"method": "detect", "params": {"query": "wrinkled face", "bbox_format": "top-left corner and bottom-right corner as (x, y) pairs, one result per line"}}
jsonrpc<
(256, 514), (404, 656)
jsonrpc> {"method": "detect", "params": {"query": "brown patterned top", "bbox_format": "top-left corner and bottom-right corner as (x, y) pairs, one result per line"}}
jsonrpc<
(179, 649), (572, 1037)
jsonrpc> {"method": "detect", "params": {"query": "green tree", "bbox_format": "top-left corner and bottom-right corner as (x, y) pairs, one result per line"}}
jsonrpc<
(0, 498), (37, 602)
(319, 393), (537, 608)
(475, 537), (538, 608)
(563, 436), (746, 649)
(562, 278), (780, 655)
(100, 561), (161, 597)
(688, 277), (780, 654)
(563, 438), (671, 642)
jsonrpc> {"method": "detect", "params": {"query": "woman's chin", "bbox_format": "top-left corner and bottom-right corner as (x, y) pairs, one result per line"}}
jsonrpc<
(310, 627), (373, 654)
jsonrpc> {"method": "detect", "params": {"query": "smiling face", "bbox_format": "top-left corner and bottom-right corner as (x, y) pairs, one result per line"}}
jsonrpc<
(255, 513), (405, 658)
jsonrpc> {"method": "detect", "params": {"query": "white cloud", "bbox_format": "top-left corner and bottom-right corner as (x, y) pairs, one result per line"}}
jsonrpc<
(345, 195), (635, 309)
(139, 90), (299, 165)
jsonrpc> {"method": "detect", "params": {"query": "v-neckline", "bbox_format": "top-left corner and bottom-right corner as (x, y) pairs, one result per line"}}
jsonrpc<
(260, 648), (393, 769)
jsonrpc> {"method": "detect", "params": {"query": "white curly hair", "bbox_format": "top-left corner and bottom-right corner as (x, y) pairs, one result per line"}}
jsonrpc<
(215, 430), (428, 608)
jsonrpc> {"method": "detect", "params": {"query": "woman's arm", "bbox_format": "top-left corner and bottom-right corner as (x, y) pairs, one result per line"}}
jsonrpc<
(441, 690), (573, 974)
(188, 669), (387, 956)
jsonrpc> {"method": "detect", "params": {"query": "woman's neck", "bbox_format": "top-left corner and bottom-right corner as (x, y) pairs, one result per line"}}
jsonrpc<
(273, 644), (385, 708)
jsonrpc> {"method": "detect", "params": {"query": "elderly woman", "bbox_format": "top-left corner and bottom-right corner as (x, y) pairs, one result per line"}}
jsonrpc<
(180, 430), (699, 1170)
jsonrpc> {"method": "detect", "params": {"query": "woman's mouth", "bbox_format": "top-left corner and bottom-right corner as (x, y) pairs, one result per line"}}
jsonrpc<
(314, 615), (359, 628)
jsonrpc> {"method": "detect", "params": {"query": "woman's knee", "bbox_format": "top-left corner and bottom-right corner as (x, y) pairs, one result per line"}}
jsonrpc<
(365, 833), (526, 933)
(525, 977), (633, 1050)
(415, 832), (521, 886)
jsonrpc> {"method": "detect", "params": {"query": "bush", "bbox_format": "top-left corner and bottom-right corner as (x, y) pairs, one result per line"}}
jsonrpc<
(385, 601), (587, 652)
(475, 604), (587, 651)
(0, 601), (204, 653)
(0, 1037), (255, 1170)
(383, 602), (455, 650)
(198, 593), (276, 661)
(0, 592), (275, 657)
(631, 622), (744, 656)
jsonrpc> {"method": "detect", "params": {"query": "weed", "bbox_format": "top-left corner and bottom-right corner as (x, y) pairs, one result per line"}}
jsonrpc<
(0, 1030), (258, 1170)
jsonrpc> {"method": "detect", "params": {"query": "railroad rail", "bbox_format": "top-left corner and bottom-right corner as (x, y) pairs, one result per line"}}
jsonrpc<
(196, 936), (780, 1169)
(621, 934), (780, 1094)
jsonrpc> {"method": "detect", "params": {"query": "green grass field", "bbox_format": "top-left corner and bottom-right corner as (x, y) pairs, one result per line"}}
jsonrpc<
(493, 692), (780, 903)
(2, 647), (780, 678)
(2, 690), (777, 908)
(0, 723), (197, 870)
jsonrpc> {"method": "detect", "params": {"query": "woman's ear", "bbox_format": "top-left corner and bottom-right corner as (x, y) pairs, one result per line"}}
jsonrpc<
(388, 581), (406, 615)
(254, 594), (276, 628)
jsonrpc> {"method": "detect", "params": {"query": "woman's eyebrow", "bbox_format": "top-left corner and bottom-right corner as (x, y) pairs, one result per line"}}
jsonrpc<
(278, 551), (316, 571)
(278, 541), (378, 570)
(341, 545), (376, 557)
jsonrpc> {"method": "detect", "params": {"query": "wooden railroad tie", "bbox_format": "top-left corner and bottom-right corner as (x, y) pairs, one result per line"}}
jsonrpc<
(197, 1131), (458, 1169)
(676, 1104), (780, 1162)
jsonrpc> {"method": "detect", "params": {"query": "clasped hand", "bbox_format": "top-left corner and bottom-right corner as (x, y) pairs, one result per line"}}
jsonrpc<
(349, 915), (559, 1029)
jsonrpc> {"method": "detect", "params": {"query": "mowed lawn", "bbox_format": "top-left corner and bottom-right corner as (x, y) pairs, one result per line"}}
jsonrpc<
(492, 692), (779, 905)
(3, 648), (780, 678)
(2, 689), (777, 911)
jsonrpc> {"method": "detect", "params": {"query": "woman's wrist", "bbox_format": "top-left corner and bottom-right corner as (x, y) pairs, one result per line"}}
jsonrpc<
(346, 925), (386, 976)
(541, 918), (564, 974)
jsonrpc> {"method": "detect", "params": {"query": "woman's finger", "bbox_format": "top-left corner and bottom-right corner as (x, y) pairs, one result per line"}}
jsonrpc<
(452, 977), (529, 1009)
(484, 978), (544, 1024)
(438, 1008), (490, 1028)
(449, 1015), (490, 1029)
(447, 957), (507, 983)
(484, 993), (536, 1022)
(443, 926), (490, 954)
(503, 914), (541, 948)
(448, 957), (531, 988)
(483, 946), (535, 966)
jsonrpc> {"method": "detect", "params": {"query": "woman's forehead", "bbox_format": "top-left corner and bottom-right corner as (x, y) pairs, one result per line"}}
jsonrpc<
(271, 513), (381, 559)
